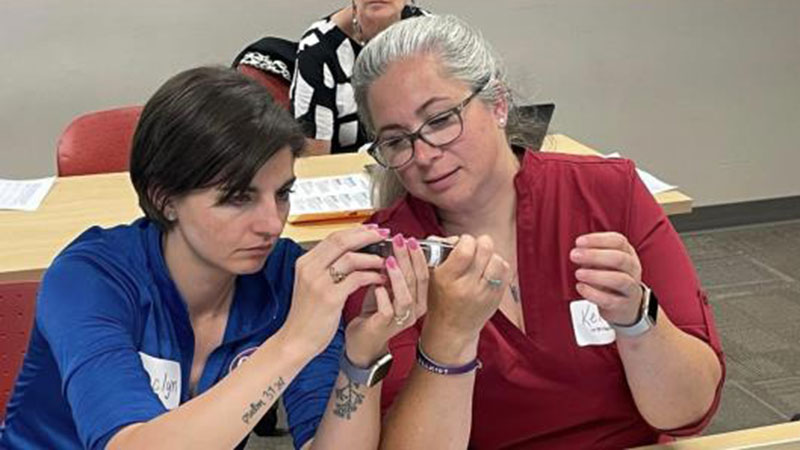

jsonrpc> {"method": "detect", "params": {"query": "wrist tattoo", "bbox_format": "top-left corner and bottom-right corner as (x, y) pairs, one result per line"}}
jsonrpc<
(241, 376), (287, 425)
(333, 378), (365, 420)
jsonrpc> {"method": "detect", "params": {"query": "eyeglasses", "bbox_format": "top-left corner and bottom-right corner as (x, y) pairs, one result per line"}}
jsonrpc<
(367, 80), (489, 169)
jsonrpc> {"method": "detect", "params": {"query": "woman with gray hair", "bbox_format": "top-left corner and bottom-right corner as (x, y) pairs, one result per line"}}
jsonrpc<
(344, 15), (724, 449)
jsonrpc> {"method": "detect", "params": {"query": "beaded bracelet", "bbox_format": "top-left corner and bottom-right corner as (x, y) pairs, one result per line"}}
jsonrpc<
(416, 342), (482, 375)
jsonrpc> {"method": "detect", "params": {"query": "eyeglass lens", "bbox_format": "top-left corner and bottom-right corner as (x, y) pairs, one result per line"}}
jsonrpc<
(378, 110), (464, 168)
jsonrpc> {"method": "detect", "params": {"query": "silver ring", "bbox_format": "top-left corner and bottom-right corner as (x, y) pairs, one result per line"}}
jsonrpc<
(329, 266), (346, 284)
(486, 278), (503, 289)
(393, 309), (411, 326)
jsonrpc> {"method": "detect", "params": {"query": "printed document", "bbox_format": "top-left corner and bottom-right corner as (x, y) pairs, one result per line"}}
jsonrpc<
(0, 177), (56, 211)
(288, 173), (373, 223)
(603, 153), (677, 195)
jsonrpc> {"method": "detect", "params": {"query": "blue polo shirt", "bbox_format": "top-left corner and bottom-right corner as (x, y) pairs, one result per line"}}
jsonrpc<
(0, 218), (343, 450)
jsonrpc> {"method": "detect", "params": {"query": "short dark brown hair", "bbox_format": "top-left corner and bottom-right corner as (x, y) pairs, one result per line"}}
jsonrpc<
(129, 66), (305, 230)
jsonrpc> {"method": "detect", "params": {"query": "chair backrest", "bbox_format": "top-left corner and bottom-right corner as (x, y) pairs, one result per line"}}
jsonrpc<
(0, 281), (38, 421)
(237, 65), (292, 110)
(516, 103), (556, 150)
(232, 36), (298, 111)
(56, 106), (143, 177)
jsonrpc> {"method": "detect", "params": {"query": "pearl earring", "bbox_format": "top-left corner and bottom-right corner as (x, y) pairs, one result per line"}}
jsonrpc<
(352, 2), (364, 44)
(498, 117), (507, 128)
(166, 210), (177, 221)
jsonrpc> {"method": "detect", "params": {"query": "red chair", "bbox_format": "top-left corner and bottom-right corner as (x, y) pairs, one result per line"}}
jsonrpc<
(232, 36), (297, 111)
(237, 64), (292, 110)
(0, 281), (38, 421)
(56, 106), (143, 176)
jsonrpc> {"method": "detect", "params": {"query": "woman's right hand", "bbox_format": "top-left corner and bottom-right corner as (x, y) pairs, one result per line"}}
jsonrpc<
(421, 234), (513, 364)
(281, 225), (390, 359)
(345, 234), (430, 367)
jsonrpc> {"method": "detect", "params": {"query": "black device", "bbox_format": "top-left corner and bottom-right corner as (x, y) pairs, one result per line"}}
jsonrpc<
(517, 103), (555, 150)
(360, 239), (454, 267)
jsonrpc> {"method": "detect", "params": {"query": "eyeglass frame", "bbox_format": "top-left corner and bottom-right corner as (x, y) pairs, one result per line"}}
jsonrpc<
(366, 78), (491, 170)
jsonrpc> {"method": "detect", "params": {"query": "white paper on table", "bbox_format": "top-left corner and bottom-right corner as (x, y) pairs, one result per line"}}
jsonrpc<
(0, 177), (56, 211)
(602, 153), (677, 195)
(288, 173), (373, 222)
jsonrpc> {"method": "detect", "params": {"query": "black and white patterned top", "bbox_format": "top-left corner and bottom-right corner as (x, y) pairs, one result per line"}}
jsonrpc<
(290, 6), (428, 154)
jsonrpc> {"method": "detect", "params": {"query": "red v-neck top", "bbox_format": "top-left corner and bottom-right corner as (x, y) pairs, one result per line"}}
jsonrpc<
(344, 151), (724, 449)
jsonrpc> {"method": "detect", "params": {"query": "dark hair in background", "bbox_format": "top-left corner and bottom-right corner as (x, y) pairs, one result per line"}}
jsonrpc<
(130, 66), (305, 231)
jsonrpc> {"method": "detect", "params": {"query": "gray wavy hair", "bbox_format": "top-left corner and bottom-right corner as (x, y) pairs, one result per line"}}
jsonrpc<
(352, 15), (546, 207)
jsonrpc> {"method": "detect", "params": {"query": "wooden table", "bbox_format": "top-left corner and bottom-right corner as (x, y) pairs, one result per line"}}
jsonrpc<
(634, 421), (800, 449)
(544, 134), (692, 216)
(0, 134), (692, 282)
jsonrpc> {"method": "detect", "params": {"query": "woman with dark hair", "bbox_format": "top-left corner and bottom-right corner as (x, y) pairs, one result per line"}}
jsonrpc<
(0, 67), (424, 450)
(290, 0), (428, 155)
(345, 15), (725, 449)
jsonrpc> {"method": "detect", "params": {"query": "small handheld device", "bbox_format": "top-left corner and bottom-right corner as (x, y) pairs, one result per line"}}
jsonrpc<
(360, 239), (454, 267)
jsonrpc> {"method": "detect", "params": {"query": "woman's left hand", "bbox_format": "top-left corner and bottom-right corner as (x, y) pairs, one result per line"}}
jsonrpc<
(570, 232), (644, 326)
(345, 234), (428, 367)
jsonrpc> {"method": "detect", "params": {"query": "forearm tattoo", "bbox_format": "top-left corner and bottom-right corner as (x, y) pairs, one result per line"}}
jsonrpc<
(333, 378), (365, 420)
(241, 376), (287, 425)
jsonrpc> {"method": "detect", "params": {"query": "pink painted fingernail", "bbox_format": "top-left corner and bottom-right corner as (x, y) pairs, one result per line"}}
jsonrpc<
(407, 237), (419, 250)
(364, 223), (379, 230)
(386, 256), (398, 270)
(392, 233), (405, 248)
(378, 228), (391, 238)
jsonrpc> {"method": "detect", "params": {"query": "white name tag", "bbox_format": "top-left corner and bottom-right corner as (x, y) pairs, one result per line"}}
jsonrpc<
(569, 300), (616, 347)
(139, 352), (181, 410)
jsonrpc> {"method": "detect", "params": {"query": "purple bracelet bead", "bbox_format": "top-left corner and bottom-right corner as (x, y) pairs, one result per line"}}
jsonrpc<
(416, 342), (482, 375)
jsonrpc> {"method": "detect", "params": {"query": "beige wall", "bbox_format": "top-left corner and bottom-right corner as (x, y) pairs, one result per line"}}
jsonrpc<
(1, 0), (798, 207)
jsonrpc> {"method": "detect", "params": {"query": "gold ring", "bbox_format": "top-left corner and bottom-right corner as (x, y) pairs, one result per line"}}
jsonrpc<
(329, 266), (346, 284)
(394, 309), (411, 326)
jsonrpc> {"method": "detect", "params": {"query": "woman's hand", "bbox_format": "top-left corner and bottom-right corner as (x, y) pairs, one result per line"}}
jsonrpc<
(282, 225), (390, 359)
(570, 232), (644, 325)
(345, 234), (429, 367)
(422, 234), (512, 364)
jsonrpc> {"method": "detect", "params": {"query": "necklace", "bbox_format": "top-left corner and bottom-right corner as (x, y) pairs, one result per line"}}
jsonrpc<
(509, 273), (520, 303)
(508, 274), (525, 332)
(510, 284), (520, 303)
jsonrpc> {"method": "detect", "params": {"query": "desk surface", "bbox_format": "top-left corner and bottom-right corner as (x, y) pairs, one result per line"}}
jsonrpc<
(0, 134), (692, 282)
(634, 421), (800, 449)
